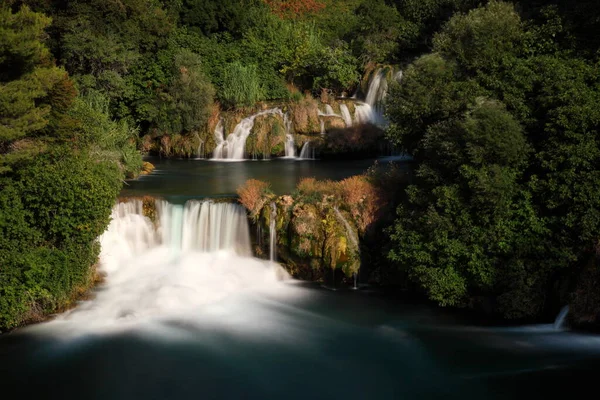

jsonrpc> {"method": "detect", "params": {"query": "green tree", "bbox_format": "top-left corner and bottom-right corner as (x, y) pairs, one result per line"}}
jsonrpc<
(385, 1), (600, 318)
(0, 5), (69, 172)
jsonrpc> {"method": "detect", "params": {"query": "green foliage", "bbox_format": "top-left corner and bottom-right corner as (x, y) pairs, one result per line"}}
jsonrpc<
(386, 1), (600, 319)
(0, 5), (70, 172)
(220, 62), (265, 108)
(0, 150), (121, 330)
(312, 42), (360, 92)
(69, 90), (143, 177)
(350, 0), (403, 64)
(0, 5), (136, 331)
(433, 1), (525, 72)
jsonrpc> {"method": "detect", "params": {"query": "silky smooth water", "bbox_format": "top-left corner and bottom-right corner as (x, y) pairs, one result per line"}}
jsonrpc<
(2, 286), (599, 399)
(2, 157), (598, 400)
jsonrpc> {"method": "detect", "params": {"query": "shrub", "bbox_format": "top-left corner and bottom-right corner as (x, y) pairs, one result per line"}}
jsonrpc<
(338, 176), (382, 233)
(237, 179), (271, 217)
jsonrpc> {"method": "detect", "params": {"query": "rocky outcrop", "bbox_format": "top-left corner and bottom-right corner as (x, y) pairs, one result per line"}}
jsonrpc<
(141, 95), (388, 160)
(238, 176), (385, 284)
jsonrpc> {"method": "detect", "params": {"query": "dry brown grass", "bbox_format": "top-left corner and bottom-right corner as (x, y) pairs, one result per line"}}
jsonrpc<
(297, 177), (336, 196)
(289, 94), (320, 134)
(338, 176), (382, 233)
(237, 179), (271, 215)
(296, 175), (384, 234)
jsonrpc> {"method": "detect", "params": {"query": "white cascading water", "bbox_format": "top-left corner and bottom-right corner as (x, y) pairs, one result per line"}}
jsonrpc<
(283, 113), (297, 158)
(333, 208), (360, 290)
(554, 306), (570, 330)
(365, 69), (388, 107)
(354, 67), (403, 126)
(340, 104), (353, 128)
(285, 134), (296, 158)
(354, 103), (374, 125)
(213, 109), (287, 160)
(299, 141), (314, 159)
(40, 199), (289, 333)
(270, 202), (277, 262)
(212, 120), (226, 158)
(320, 119), (326, 135)
(194, 132), (204, 158)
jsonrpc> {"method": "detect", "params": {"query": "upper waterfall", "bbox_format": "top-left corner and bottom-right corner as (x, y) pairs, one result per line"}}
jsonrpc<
(213, 109), (290, 160)
(357, 67), (402, 126)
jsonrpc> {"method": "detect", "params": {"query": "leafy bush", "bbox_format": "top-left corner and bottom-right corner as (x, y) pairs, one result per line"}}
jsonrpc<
(0, 149), (122, 330)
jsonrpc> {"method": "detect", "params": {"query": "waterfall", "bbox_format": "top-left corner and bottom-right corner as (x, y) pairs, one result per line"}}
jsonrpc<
(356, 67), (403, 126)
(333, 207), (359, 249)
(49, 198), (289, 330)
(299, 141), (313, 159)
(194, 132), (204, 158)
(115, 199), (252, 256)
(213, 109), (284, 160)
(269, 202), (277, 262)
(318, 104), (341, 118)
(285, 134), (296, 158)
(554, 306), (569, 330)
(283, 113), (296, 158)
(354, 103), (374, 125)
(212, 120), (226, 159)
(340, 104), (353, 128)
(180, 201), (251, 255)
(365, 69), (388, 107)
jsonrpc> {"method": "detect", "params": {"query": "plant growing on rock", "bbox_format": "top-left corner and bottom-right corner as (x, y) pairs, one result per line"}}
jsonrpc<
(237, 179), (273, 219)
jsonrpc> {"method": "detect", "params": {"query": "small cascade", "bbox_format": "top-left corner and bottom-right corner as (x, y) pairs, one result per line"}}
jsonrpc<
(194, 132), (204, 158)
(554, 306), (570, 330)
(333, 207), (359, 249)
(299, 141), (314, 159)
(212, 120), (226, 159)
(365, 69), (388, 107)
(356, 67), (403, 126)
(318, 104), (341, 118)
(340, 104), (353, 127)
(354, 103), (374, 125)
(320, 119), (326, 135)
(285, 134), (296, 158)
(283, 113), (296, 158)
(213, 109), (283, 160)
(269, 202), (277, 262)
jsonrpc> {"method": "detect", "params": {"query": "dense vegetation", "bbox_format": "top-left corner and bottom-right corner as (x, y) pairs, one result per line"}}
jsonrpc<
(1, 0), (599, 329)
(0, 5), (141, 330)
(385, 1), (600, 320)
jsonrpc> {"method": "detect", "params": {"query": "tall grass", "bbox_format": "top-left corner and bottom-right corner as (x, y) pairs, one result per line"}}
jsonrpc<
(220, 62), (265, 109)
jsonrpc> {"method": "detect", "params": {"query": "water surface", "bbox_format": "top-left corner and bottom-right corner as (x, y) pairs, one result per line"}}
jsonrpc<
(121, 156), (410, 200)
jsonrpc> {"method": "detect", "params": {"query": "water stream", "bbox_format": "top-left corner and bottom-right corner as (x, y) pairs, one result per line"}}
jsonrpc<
(1, 137), (598, 399)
